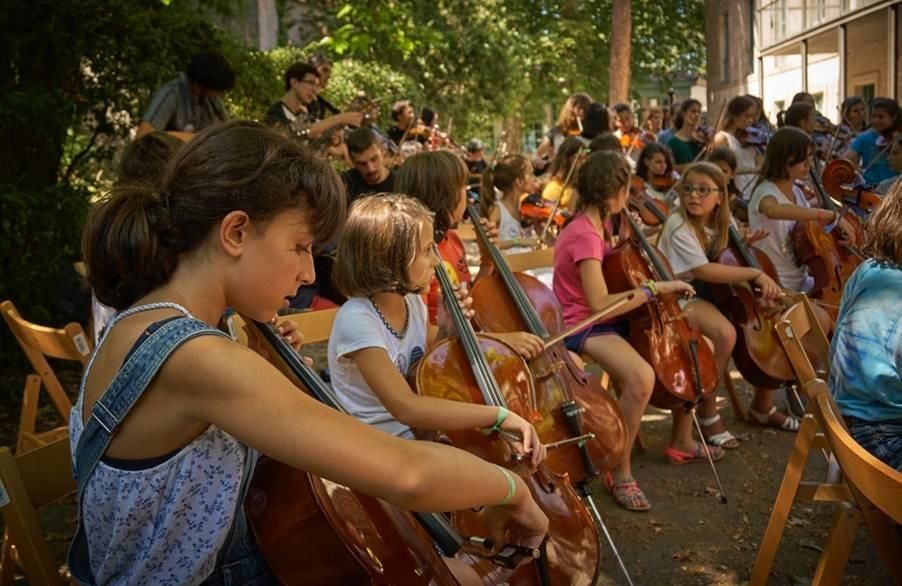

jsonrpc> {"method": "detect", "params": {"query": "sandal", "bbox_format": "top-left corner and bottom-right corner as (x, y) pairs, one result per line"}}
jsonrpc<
(603, 472), (651, 512)
(664, 442), (725, 465)
(750, 405), (800, 432)
(698, 413), (740, 449)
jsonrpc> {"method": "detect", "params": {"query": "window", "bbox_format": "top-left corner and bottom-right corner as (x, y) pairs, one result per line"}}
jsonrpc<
(722, 10), (731, 82)
(858, 83), (876, 104)
(811, 91), (824, 110)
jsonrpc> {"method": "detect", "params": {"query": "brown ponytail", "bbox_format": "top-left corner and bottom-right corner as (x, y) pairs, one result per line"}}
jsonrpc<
(83, 121), (347, 310)
(480, 154), (531, 217)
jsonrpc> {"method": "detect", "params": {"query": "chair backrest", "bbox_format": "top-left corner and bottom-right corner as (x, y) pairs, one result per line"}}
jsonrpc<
(774, 295), (831, 397)
(225, 309), (339, 347)
(281, 309), (339, 345)
(1, 300), (92, 423)
(0, 438), (74, 585)
(811, 384), (902, 524)
(502, 247), (554, 273)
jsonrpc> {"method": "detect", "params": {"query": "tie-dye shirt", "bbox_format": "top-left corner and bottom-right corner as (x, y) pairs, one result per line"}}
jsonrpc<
(829, 259), (902, 422)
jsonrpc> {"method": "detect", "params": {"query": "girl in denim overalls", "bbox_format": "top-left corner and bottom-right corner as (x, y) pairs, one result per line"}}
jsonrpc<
(69, 121), (547, 585)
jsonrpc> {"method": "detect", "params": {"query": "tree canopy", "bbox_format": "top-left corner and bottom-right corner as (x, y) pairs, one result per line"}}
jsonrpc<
(0, 0), (704, 370)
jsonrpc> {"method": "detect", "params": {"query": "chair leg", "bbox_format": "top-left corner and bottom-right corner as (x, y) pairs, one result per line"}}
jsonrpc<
(0, 535), (17, 586)
(750, 413), (819, 586)
(722, 374), (747, 422)
(16, 375), (41, 454)
(812, 503), (859, 586)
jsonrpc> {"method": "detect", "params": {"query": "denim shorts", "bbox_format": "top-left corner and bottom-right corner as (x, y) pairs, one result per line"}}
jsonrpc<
(564, 321), (630, 354)
(844, 416), (902, 472)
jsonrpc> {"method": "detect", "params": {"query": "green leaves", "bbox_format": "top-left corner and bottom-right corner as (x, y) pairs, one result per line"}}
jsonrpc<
(314, 0), (704, 141)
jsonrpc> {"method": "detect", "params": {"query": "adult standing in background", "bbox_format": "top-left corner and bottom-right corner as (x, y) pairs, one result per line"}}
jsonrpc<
(137, 51), (234, 140)
(536, 92), (593, 161)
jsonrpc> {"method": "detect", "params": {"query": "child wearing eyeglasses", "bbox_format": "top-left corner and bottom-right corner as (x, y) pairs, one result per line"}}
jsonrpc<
(659, 163), (791, 434)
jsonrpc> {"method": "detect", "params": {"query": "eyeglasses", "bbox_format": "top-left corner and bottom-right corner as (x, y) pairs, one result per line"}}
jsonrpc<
(678, 184), (722, 198)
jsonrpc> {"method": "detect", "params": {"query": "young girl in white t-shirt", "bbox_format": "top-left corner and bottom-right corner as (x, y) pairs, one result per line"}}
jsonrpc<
(658, 163), (801, 432)
(328, 193), (546, 466)
(748, 127), (856, 294)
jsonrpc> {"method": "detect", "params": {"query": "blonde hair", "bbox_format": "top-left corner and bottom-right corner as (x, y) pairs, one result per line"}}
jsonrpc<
(677, 162), (731, 257)
(396, 151), (468, 233)
(333, 194), (435, 297)
(863, 179), (902, 265)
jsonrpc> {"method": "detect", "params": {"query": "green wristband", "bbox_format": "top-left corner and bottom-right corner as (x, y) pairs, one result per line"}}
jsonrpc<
(497, 466), (517, 506)
(482, 406), (509, 435)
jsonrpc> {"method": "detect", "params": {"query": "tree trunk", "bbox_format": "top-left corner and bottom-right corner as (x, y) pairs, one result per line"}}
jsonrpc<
(608, 0), (632, 104)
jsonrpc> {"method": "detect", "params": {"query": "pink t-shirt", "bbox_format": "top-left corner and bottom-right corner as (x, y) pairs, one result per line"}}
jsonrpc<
(553, 214), (611, 327)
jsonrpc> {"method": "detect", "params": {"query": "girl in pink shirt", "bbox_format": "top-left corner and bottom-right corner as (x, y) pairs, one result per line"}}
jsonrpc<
(553, 151), (725, 512)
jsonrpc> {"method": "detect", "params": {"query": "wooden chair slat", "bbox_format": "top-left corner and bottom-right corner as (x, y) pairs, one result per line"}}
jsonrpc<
(282, 309), (340, 345)
(813, 390), (902, 523)
(502, 247), (554, 273)
(1, 301), (89, 453)
(0, 440), (72, 586)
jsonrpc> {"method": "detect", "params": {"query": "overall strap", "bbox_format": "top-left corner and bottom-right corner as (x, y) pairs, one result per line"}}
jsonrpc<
(73, 317), (228, 481)
(68, 316), (229, 584)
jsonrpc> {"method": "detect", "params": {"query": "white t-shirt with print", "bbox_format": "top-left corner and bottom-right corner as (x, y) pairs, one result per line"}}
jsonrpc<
(328, 295), (428, 439)
(749, 179), (814, 293)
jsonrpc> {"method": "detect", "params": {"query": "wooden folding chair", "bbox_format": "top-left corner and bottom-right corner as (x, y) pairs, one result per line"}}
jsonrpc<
(751, 296), (848, 585)
(1, 300), (91, 454)
(812, 388), (902, 583)
(224, 308), (340, 348)
(501, 247), (554, 274)
(0, 438), (75, 586)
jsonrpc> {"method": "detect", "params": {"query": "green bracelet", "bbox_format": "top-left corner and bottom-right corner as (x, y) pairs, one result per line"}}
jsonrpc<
(482, 406), (509, 435)
(497, 466), (517, 506)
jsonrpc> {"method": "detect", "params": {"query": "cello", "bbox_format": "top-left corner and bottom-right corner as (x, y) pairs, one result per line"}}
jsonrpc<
(790, 168), (865, 319)
(713, 225), (822, 388)
(414, 245), (603, 586)
(602, 211), (728, 501)
(467, 205), (628, 479)
(466, 206), (637, 585)
(821, 159), (884, 215)
(242, 317), (542, 585)
(629, 177), (670, 227)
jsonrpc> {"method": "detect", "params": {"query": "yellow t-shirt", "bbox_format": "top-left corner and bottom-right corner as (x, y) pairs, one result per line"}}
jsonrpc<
(542, 179), (575, 209)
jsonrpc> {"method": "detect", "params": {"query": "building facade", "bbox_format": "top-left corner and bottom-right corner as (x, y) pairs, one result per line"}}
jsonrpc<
(705, 0), (901, 124)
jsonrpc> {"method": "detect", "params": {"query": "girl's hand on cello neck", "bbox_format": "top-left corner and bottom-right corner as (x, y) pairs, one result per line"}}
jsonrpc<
(739, 226), (769, 245)
(434, 282), (476, 341)
(245, 315), (313, 366)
